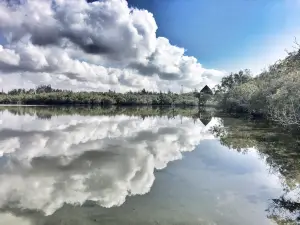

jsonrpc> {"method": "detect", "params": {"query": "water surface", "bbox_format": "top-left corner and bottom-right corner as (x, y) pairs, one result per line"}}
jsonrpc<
(0, 106), (299, 225)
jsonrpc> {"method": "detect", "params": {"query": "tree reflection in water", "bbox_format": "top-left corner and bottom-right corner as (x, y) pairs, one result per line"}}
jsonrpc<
(210, 116), (300, 225)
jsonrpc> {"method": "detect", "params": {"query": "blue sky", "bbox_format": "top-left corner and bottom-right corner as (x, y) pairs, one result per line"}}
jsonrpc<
(127, 0), (300, 74)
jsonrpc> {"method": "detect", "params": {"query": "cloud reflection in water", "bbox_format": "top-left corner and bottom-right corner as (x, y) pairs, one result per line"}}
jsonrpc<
(0, 111), (217, 215)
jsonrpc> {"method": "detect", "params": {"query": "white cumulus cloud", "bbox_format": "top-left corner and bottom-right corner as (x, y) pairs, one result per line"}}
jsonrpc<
(0, 0), (225, 92)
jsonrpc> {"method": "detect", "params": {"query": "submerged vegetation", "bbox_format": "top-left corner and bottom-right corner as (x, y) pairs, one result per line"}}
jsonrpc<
(210, 116), (300, 224)
(214, 44), (300, 129)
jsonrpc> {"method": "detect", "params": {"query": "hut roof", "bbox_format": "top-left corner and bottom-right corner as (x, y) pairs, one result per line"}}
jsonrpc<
(200, 85), (213, 95)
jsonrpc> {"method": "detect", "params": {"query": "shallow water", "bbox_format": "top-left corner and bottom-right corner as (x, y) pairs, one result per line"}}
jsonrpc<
(0, 107), (299, 225)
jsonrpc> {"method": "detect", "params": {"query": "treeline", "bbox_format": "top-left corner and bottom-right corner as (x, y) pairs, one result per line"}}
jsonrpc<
(214, 46), (300, 128)
(0, 85), (214, 106)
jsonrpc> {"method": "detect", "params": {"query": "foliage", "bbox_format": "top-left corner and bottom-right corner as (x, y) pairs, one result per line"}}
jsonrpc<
(214, 47), (300, 128)
(213, 69), (252, 94)
(0, 86), (207, 106)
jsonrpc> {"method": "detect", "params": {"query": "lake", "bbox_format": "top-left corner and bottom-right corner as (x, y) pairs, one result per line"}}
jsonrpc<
(0, 106), (299, 225)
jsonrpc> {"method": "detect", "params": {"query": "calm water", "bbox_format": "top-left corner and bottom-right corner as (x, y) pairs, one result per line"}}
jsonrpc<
(0, 107), (299, 225)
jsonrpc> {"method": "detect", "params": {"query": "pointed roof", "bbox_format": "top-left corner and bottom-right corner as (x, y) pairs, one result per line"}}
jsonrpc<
(200, 117), (212, 126)
(200, 85), (213, 95)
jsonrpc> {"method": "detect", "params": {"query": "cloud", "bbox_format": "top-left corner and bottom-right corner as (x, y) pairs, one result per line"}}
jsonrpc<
(0, 212), (32, 225)
(0, 0), (225, 92)
(0, 110), (218, 216)
(0, 0), (157, 60)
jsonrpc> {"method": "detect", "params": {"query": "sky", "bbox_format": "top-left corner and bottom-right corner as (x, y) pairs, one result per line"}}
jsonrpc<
(0, 0), (299, 92)
(127, 0), (300, 73)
